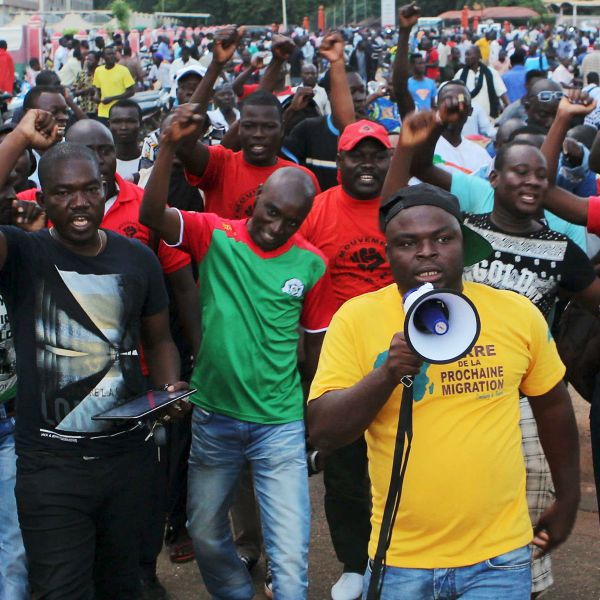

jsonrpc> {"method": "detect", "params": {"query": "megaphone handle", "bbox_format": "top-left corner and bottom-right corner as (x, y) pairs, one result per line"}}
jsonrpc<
(365, 382), (414, 600)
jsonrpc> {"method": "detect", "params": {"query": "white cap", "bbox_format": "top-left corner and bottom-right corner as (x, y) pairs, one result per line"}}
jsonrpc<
(176, 64), (207, 86)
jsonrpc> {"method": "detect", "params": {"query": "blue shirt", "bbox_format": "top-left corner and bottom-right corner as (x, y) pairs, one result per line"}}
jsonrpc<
(408, 77), (437, 111)
(502, 65), (527, 103)
(450, 170), (587, 251)
(367, 96), (401, 133)
(525, 54), (549, 72)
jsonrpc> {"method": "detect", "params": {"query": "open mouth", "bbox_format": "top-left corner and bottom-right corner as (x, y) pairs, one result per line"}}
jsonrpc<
(518, 192), (537, 203)
(71, 215), (91, 230)
(415, 269), (442, 283)
(357, 174), (376, 184)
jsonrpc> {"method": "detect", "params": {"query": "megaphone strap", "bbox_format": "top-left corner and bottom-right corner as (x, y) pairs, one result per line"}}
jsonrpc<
(365, 380), (414, 600)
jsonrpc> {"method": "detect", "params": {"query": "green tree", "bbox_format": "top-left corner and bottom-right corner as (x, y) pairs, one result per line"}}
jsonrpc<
(110, 0), (132, 29)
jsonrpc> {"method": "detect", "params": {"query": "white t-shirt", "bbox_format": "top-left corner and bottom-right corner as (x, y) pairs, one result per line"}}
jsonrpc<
(456, 66), (507, 117)
(116, 156), (141, 181)
(551, 64), (574, 87)
(434, 135), (493, 176)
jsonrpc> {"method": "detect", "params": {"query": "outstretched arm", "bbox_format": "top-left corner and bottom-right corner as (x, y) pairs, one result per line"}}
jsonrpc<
(319, 32), (355, 131)
(140, 110), (202, 244)
(232, 54), (263, 97)
(410, 97), (470, 191)
(540, 92), (596, 225)
(258, 35), (295, 94)
(381, 110), (438, 201)
(178, 25), (245, 178)
(394, 3), (419, 118)
(0, 109), (58, 268)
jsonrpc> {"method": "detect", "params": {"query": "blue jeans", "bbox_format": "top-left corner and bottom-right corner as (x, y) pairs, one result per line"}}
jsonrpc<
(187, 408), (309, 600)
(362, 545), (532, 600)
(0, 409), (29, 599)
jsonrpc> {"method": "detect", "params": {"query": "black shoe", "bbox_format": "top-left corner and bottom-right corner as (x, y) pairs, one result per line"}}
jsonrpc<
(140, 575), (171, 600)
(239, 554), (258, 572)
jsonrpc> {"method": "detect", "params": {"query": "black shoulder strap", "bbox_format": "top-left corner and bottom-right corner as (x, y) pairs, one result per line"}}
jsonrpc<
(365, 379), (415, 600)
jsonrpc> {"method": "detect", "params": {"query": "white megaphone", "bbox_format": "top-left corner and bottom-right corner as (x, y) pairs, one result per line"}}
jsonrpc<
(403, 283), (480, 364)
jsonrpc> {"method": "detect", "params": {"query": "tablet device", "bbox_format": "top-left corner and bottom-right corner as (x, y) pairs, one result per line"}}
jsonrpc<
(92, 389), (196, 421)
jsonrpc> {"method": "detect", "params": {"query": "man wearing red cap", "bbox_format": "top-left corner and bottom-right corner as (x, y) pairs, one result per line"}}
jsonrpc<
(300, 118), (392, 600)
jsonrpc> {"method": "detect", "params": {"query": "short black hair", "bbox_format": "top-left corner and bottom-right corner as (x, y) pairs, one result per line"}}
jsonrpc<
(511, 49), (526, 66)
(38, 143), (100, 190)
(109, 98), (142, 123)
(35, 70), (61, 86)
(122, 44), (132, 56)
(437, 79), (471, 103)
(567, 124), (597, 149)
(525, 69), (546, 85)
(319, 65), (358, 93)
(507, 123), (547, 142)
(588, 72), (600, 85)
(0, 40), (7, 50)
(495, 141), (541, 171)
(23, 85), (63, 111)
(240, 90), (283, 120)
(409, 53), (423, 64)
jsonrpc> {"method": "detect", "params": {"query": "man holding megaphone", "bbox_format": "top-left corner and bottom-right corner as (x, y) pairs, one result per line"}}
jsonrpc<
(307, 125), (580, 600)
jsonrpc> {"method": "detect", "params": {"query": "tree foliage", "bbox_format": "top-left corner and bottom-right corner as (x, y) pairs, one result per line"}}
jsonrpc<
(110, 0), (132, 29)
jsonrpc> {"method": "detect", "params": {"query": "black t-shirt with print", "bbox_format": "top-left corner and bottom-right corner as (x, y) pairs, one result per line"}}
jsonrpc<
(463, 212), (596, 319)
(282, 116), (339, 192)
(0, 227), (169, 455)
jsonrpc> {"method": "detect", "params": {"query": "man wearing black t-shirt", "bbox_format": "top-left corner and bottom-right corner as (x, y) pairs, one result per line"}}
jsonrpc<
(282, 35), (368, 192)
(0, 110), (187, 600)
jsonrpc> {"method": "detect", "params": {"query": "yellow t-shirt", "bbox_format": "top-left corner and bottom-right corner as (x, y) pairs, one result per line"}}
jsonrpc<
(475, 37), (491, 64)
(93, 64), (135, 118)
(309, 281), (565, 569)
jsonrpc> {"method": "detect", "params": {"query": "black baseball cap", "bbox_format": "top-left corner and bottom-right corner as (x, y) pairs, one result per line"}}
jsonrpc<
(380, 183), (493, 267)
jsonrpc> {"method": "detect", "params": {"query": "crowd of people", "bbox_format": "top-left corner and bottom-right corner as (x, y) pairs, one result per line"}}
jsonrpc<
(1, 3), (600, 600)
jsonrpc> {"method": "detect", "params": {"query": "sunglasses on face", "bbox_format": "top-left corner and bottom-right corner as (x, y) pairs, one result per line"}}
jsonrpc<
(536, 91), (564, 103)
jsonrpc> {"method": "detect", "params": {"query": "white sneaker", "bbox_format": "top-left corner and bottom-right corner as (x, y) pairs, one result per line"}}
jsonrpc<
(331, 572), (364, 600)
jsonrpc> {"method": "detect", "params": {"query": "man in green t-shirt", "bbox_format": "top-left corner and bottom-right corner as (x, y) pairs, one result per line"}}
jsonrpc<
(140, 89), (337, 599)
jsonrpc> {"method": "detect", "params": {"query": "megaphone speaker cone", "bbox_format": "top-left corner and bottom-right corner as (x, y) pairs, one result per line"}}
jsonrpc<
(403, 286), (481, 364)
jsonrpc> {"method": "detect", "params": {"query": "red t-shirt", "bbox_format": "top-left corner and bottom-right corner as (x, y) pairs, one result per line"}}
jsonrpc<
(0, 49), (14, 94)
(17, 174), (190, 275)
(587, 196), (600, 235)
(426, 48), (440, 81)
(185, 145), (321, 219)
(239, 84), (294, 101)
(299, 185), (393, 307)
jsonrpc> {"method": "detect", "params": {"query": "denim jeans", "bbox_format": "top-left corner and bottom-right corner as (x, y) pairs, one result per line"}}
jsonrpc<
(0, 407), (29, 600)
(187, 408), (309, 600)
(362, 545), (532, 600)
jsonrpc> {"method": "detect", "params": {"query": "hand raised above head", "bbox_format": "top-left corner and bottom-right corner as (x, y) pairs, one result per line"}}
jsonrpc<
(15, 109), (60, 151)
(398, 110), (439, 148)
(213, 25), (246, 66)
(160, 104), (205, 146)
(319, 32), (345, 64)
(398, 2), (421, 30)
(271, 34), (296, 62)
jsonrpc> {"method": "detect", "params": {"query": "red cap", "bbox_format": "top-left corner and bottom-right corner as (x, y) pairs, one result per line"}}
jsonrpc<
(338, 119), (391, 152)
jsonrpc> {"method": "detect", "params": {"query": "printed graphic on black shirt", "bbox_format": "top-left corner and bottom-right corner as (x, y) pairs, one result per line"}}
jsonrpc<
(463, 213), (595, 319)
(37, 268), (140, 437)
(0, 295), (16, 402)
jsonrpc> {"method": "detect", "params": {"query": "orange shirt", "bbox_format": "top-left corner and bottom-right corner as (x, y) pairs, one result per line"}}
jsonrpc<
(300, 185), (393, 307)
(185, 145), (321, 219)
